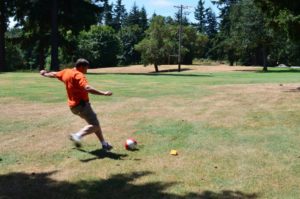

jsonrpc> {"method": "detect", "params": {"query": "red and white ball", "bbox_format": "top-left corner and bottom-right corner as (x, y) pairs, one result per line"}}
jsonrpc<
(125, 138), (137, 150)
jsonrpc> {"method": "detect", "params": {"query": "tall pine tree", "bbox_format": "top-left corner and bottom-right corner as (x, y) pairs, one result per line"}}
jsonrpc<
(112, 0), (127, 31)
(205, 8), (218, 38)
(51, 0), (59, 70)
(139, 6), (148, 32)
(0, 0), (6, 71)
(0, 0), (15, 71)
(174, 9), (189, 25)
(212, 0), (240, 65)
(194, 0), (206, 33)
(102, 0), (113, 26)
(125, 2), (140, 27)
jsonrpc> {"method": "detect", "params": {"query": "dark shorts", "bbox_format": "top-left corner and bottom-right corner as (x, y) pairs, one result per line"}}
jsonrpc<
(70, 102), (100, 126)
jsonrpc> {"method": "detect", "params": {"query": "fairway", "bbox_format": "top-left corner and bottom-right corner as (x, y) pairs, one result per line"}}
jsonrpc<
(1, 65), (300, 199)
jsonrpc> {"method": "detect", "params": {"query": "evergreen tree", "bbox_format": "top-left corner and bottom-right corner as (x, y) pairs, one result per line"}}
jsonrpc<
(51, 0), (59, 70)
(212, 0), (240, 65)
(212, 0), (239, 34)
(151, 12), (157, 20)
(0, 0), (7, 71)
(112, 0), (127, 31)
(229, 0), (271, 70)
(0, 0), (15, 71)
(205, 8), (218, 38)
(201, 8), (218, 59)
(139, 7), (148, 32)
(174, 9), (189, 26)
(120, 3), (147, 64)
(194, 0), (206, 33)
(125, 2), (140, 27)
(102, 0), (113, 26)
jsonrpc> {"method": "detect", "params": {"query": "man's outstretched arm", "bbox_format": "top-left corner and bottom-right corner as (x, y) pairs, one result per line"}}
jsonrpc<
(85, 85), (113, 96)
(40, 70), (57, 78)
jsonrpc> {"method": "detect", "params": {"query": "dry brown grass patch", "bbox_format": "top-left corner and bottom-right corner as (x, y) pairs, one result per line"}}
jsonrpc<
(89, 64), (260, 74)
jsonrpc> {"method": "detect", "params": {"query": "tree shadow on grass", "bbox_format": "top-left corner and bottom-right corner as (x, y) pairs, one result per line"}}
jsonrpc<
(234, 68), (300, 73)
(233, 69), (261, 73)
(76, 148), (128, 163)
(282, 87), (300, 93)
(262, 68), (300, 73)
(0, 171), (259, 199)
(87, 70), (213, 78)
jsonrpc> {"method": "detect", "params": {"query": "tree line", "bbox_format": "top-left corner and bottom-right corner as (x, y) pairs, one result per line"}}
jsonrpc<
(0, 0), (299, 72)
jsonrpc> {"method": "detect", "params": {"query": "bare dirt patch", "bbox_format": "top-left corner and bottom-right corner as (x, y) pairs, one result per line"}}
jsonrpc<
(89, 64), (261, 74)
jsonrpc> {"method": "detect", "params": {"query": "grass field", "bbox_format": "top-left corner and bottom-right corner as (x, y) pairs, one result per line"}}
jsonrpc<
(1, 65), (300, 199)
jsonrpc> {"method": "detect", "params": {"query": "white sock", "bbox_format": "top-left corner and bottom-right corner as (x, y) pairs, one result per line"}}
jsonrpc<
(101, 141), (107, 146)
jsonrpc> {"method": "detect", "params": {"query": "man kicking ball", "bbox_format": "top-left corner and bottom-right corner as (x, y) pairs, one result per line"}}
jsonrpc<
(40, 58), (113, 151)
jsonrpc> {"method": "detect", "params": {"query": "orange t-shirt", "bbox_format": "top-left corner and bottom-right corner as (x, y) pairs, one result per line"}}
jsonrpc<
(56, 68), (89, 107)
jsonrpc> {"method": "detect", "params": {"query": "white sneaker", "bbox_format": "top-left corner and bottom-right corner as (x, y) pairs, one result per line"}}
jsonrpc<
(69, 134), (81, 147)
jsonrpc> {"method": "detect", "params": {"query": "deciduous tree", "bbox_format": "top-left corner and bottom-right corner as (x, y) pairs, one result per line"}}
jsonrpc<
(78, 25), (120, 67)
(135, 16), (173, 72)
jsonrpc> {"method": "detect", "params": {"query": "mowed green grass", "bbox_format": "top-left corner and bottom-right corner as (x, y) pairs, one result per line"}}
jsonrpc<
(0, 67), (300, 199)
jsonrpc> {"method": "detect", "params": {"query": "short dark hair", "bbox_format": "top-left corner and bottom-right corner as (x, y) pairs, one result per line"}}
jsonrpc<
(75, 58), (89, 68)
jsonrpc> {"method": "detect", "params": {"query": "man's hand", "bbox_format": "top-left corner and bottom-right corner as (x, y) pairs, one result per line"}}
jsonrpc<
(85, 85), (113, 96)
(40, 70), (47, 76)
(103, 91), (113, 96)
(40, 70), (57, 78)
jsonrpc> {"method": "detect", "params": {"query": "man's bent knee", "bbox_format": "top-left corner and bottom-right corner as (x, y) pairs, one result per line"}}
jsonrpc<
(84, 124), (100, 133)
(91, 124), (100, 132)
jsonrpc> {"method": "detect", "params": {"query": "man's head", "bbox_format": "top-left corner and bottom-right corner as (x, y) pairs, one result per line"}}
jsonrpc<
(75, 58), (89, 74)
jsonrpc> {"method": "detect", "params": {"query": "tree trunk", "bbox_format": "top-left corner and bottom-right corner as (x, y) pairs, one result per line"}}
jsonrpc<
(154, 63), (159, 72)
(262, 46), (268, 72)
(0, 0), (6, 72)
(50, 0), (59, 71)
(228, 49), (235, 66)
(38, 43), (45, 71)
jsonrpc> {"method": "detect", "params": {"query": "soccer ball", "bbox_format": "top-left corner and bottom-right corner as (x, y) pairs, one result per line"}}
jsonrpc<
(125, 138), (137, 150)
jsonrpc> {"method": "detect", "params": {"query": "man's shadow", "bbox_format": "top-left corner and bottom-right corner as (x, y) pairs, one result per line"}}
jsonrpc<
(76, 148), (128, 163)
